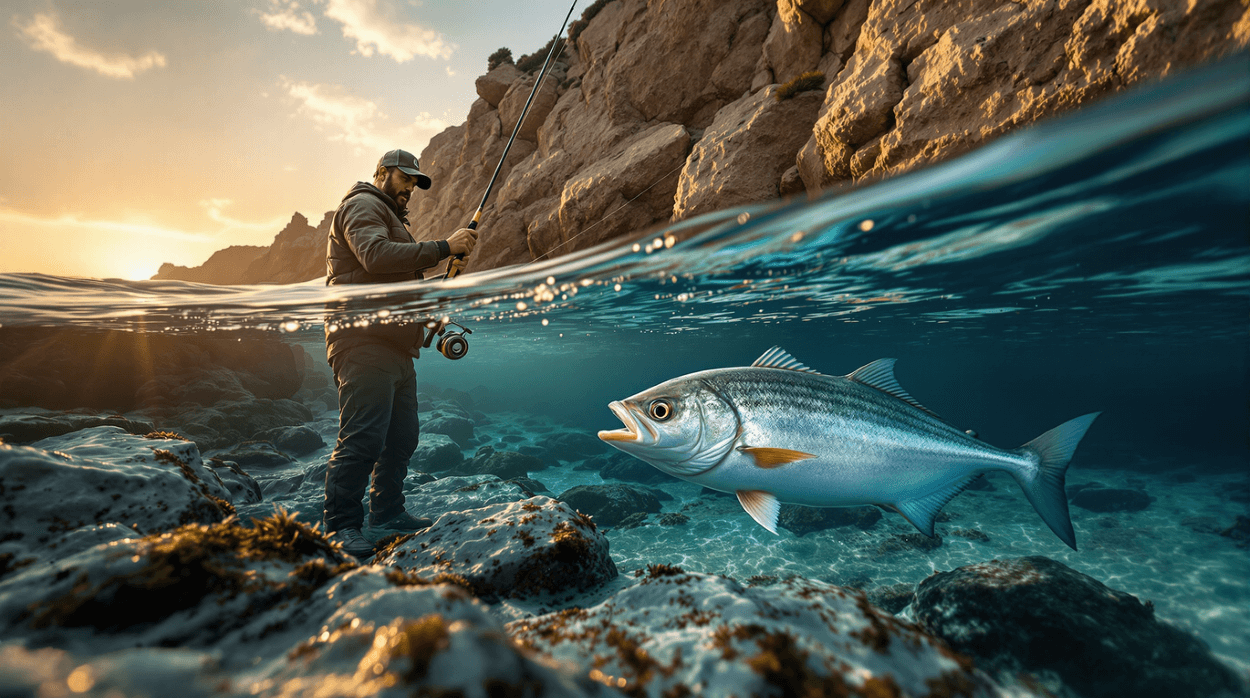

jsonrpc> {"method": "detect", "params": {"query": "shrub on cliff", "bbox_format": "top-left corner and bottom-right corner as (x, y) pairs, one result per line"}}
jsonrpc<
(776, 71), (825, 101)
(487, 47), (513, 71)
(516, 35), (560, 73)
(568, 0), (616, 45)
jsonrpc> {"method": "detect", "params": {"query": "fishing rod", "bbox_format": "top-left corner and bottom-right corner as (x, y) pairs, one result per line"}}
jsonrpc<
(443, 0), (579, 280)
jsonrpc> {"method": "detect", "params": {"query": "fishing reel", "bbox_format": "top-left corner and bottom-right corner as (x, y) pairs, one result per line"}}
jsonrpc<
(423, 320), (472, 360)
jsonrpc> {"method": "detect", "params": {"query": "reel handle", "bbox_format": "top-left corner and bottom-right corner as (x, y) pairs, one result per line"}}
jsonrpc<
(443, 218), (478, 280)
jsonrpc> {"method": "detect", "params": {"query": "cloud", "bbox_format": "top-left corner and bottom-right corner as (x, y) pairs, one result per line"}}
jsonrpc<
(280, 77), (452, 154)
(322, 0), (454, 62)
(13, 12), (167, 80)
(200, 199), (287, 232)
(0, 206), (212, 242)
(257, 0), (319, 35)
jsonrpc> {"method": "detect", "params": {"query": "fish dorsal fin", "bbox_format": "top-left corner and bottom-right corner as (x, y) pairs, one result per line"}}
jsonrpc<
(751, 346), (821, 374)
(736, 490), (781, 534)
(892, 476), (976, 537)
(846, 358), (940, 418)
(739, 447), (817, 469)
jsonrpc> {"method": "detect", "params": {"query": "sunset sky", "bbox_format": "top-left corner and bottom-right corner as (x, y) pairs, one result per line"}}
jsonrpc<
(0, 0), (573, 279)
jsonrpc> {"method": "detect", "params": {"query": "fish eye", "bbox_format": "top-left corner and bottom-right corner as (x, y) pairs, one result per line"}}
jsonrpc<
(649, 399), (674, 421)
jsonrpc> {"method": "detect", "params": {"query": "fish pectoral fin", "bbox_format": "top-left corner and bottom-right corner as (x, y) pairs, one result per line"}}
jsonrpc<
(892, 476), (978, 538)
(739, 447), (817, 469)
(736, 490), (781, 535)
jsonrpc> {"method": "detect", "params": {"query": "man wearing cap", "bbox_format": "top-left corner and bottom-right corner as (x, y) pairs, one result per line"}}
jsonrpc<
(322, 148), (478, 560)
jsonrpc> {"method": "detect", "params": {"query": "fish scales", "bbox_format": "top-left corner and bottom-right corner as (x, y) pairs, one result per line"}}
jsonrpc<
(598, 347), (1099, 549)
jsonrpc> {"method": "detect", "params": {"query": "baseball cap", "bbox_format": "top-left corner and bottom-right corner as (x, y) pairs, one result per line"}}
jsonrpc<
(379, 149), (432, 190)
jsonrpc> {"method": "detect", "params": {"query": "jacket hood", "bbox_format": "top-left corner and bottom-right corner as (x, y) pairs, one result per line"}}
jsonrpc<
(344, 181), (408, 225)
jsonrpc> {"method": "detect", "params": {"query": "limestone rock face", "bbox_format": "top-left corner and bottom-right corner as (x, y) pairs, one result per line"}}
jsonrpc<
(498, 72), (560, 143)
(800, 0), (1250, 191)
(762, 2), (825, 85)
(673, 85), (823, 221)
(152, 0), (1249, 278)
(475, 62), (523, 108)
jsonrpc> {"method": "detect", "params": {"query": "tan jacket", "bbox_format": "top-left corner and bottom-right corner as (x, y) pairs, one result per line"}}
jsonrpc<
(324, 182), (449, 359)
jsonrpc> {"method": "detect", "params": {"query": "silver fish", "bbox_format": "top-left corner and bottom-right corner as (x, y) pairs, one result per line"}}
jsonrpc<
(597, 346), (1099, 550)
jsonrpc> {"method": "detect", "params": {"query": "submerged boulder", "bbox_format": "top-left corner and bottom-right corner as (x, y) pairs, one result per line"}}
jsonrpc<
(557, 484), (662, 527)
(250, 425), (325, 456)
(376, 496), (617, 601)
(423, 414), (475, 448)
(1070, 487), (1152, 512)
(213, 441), (296, 470)
(779, 505), (883, 536)
(913, 556), (1246, 698)
(410, 432), (464, 473)
(0, 413), (154, 444)
(0, 427), (234, 578)
(511, 567), (994, 697)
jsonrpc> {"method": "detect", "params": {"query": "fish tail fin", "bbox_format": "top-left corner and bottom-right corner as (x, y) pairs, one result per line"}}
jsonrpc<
(1011, 412), (1101, 551)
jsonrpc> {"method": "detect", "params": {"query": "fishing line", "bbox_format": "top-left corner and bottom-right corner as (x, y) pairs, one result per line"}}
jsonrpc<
(444, 0), (579, 280)
(525, 160), (688, 265)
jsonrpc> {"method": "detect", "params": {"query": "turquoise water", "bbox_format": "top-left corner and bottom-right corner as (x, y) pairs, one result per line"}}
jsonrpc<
(1, 54), (1248, 681)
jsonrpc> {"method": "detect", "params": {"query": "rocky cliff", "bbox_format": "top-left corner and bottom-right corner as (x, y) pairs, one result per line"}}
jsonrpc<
(155, 0), (1249, 283)
(152, 212), (330, 285)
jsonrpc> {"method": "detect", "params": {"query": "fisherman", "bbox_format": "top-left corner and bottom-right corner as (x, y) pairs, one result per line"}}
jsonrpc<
(323, 148), (478, 560)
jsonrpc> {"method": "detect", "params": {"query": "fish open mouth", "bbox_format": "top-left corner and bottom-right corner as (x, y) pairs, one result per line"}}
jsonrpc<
(598, 400), (647, 443)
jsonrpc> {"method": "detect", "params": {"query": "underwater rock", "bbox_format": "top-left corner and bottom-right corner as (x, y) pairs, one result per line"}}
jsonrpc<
(0, 328), (303, 413)
(0, 427), (234, 578)
(400, 475), (535, 523)
(598, 452), (670, 485)
(423, 414), (475, 448)
(1181, 515), (1225, 535)
(557, 484), (662, 527)
(0, 643), (229, 698)
(657, 512), (690, 526)
(0, 511), (360, 663)
(778, 504), (883, 536)
(251, 424), (325, 456)
(511, 567), (995, 698)
(213, 440), (296, 470)
(913, 556), (1248, 698)
(458, 445), (545, 479)
(540, 430), (612, 460)
(615, 512), (649, 530)
(949, 528), (991, 543)
(375, 496), (617, 601)
(410, 433), (464, 473)
(0, 412), (154, 444)
(1219, 516), (1250, 549)
(164, 398), (313, 451)
(877, 533), (943, 555)
(1070, 487), (1152, 513)
(205, 457), (263, 505)
(262, 598), (621, 697)
(966, 474), (996, 491)
(505, 476), (550, 495)
(866, 582), (916, 615)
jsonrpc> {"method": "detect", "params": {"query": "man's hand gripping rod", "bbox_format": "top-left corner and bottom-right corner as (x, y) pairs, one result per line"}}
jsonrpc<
(443, 0), (579, 280)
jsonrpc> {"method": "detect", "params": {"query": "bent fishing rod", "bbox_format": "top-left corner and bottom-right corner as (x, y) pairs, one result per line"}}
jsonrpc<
(443, 0), (579, 280)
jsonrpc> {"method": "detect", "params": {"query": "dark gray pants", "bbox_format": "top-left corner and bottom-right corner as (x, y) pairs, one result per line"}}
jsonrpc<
(323, 343), (419, 532)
